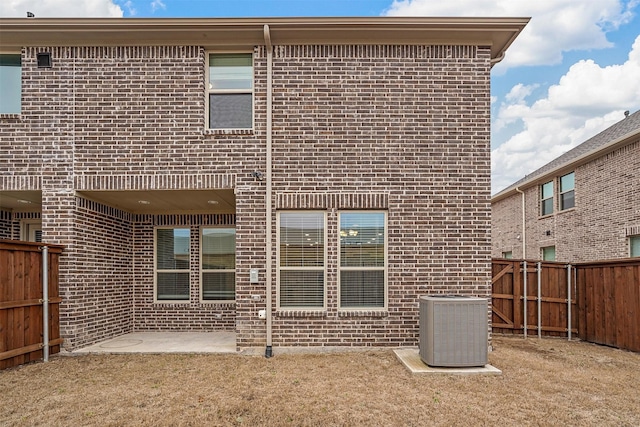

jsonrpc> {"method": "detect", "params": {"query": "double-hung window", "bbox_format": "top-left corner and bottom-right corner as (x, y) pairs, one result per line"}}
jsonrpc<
(155, 228), (190, 301)
(201, 227), (236, 302)
(540, 181), (553, 216)
(339, 212), (386, 309)
(559, 172), (575, 210)
(208, 53), (253, 129)
(0, 54), (21, 114)
(278, 212), (326, 309)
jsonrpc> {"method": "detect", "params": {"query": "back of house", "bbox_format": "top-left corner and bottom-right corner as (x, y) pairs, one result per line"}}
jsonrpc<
(0, 17), (527, 352)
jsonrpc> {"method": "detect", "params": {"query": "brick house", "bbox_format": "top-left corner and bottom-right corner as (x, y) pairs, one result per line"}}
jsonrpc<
(1, 17), (527, 352)
(492, 110), (640, 263)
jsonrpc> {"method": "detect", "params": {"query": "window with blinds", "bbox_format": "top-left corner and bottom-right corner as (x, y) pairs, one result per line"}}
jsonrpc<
(339, 212), (386, 309)
(201, 227), (236, 302)
(155, 228), (190, 301)
(278, 212), (325, 308)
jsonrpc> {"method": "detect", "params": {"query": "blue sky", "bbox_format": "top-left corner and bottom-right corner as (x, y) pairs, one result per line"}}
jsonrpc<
(2, 0), (639, 193)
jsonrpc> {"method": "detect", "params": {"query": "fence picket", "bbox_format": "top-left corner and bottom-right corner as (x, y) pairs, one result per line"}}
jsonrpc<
(0, 240), (63, 369)
(492, 258), (640, 353)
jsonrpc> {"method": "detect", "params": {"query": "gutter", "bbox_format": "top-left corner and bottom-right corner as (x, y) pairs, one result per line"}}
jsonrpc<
(515, 187), (526, 258)
(263, 24), (273, 358)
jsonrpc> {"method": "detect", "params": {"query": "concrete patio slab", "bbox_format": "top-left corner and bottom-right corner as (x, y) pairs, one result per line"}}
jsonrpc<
(72, 332), (236, 354)
(394, 348), (502, 375)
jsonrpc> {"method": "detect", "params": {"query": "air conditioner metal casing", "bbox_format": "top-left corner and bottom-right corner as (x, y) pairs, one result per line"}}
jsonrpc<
(419, 295), (488, 367)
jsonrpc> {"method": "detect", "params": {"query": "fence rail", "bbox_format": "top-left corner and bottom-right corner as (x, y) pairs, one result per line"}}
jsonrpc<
(0, 240), (63, 369)
(492, 258), (640, 353)
(492, 259), (578, 338)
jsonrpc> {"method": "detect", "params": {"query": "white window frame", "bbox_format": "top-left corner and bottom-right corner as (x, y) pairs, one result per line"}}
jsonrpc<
(338, 211), (388, 311)
(0, 52), (21, 115)
(206, 51), (254, 131)
(276, 211), (327, 311)
(154, 227), (191, 303)
(559, 172), (575, 211)
(200, 226), (236, 304)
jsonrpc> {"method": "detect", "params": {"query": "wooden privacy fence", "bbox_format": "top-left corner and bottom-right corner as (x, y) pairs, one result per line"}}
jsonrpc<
(0, 240), (63, 369)
(576, 259), (640, 353)
(492, 259), (578, 338)
(492, 258), (640, 353)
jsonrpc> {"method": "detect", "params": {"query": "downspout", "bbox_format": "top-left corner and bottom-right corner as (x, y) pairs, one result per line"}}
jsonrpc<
(41, 245), (49, 362)
(263, 24), (273, 358)
(515, 187), (526, 259)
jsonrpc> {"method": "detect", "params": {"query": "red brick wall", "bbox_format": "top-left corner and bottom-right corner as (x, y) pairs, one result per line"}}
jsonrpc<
(1, 43), (493, 349)
(64, 198), (134, 348)
(492, 139), (640, 262)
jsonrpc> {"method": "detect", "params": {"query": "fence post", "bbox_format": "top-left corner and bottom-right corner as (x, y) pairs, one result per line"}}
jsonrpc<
(523, 260), (527, 339)
(567, 263), (572, 341)
(537, 262), (542, 339)
(41, 245), (49, 362)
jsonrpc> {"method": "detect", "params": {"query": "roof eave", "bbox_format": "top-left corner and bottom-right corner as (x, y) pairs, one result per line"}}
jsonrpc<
(0, 16), (529, 60)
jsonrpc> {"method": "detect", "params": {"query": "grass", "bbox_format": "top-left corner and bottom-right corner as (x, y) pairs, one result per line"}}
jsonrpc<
(1, 336), (639, 426)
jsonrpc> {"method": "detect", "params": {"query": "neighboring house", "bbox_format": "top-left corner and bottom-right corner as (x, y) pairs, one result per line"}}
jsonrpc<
(492, 110), (640, 263)
(0, 17), (527, 352)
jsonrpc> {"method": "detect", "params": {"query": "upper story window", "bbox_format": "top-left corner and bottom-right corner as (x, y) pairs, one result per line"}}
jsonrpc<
(0, 54), (21, 114)
(540, 181), (554, 216)
(278, 212), (326, 309)
(560, 172), (575, 210)
(155, 228), (190, 302)
(339, 212), (387, 309)
(208, 53), (253, 129)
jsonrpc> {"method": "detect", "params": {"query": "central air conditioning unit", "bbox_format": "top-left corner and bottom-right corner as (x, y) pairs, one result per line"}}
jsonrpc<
(419, 295), (488, 368)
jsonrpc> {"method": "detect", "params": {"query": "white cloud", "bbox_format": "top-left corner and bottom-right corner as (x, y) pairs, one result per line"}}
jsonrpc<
(491, 35), (640, 193)
(150, 0), (166, 12)
(0, 0), (123, 17)
(122, 1), (136, 16)
(385, 0), (638, 71)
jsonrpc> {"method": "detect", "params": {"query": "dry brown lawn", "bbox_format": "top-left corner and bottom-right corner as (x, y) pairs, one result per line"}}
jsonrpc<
(1, 336), (639, 426)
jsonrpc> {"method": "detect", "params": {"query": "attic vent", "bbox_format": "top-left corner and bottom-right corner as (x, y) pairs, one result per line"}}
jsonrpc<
(37, 52), (52, 68)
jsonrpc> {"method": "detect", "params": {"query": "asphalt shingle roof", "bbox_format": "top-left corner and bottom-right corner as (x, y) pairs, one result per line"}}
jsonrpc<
(494, 109), (640, 197)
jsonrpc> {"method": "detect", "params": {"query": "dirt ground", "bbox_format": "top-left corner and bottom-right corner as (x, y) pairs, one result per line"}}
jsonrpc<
(1, 336), (639, 426)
